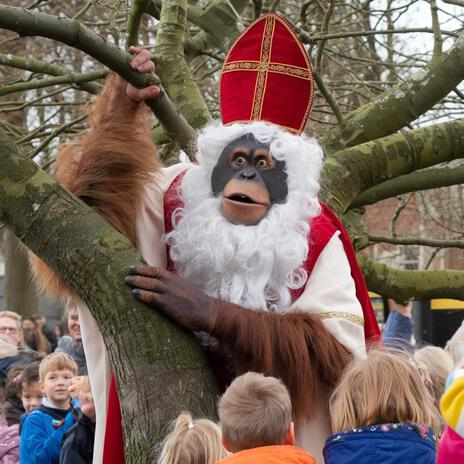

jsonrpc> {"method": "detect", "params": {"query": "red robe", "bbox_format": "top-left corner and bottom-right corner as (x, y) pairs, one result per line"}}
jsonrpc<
(102, 171), (380, 464)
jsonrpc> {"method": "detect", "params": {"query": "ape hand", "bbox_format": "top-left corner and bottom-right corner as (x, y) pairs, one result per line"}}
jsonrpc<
(126, 46), (160, 102)
(125, 265), (218, 332)
(109, 47), (159, 107)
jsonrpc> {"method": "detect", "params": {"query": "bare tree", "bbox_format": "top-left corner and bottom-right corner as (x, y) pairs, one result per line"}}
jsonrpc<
(1, 0), (464, 460)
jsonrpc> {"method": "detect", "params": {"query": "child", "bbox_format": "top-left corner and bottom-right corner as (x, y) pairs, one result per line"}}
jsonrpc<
(157, 412), (225, 464)
(4, 364), (27, 425)
(0, 411), (19, 464)
(324, 350), (440, 464)
(413, 345), (454, 411)
(437, 366), (464, 463)
(216, 372), (316, 464)
(20, 362), (43, 414)
(20, 352), (77, 464)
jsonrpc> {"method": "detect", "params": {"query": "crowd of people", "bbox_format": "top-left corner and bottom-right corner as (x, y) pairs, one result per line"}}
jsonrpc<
(0, 309), (92, 463)
(157, 308), (464, 464)
(0, 304), (461, 463)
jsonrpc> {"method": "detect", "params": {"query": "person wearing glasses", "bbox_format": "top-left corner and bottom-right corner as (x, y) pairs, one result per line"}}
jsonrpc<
(0, 311), (21, 348)
(0, 311), (40, 382)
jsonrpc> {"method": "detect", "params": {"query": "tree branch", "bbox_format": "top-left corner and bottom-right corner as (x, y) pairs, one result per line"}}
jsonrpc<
(154, 0), (210, 140)
(430, 0), (443, 65)
(315, 0), (336, 71)
(358, 255), (464, 301)
(0, 69), (108, 97)
(350, 160), (464, 208)
(72, 0), (94, 20)
(126, 0), (151, 48)
(148, 0), (247, 56)
(321, 119), (464, 213)
(321, 33), (464, 152)
(0, 4), (195, 151)
(27, 114), (87, 159)
(313, 71), (344, 125)
(367, 234), (464, 249)
(303, 27), (458, 44)
(186, 0), (247, 57)
(0, 53), (102, 94)
(442, 0), (464, 6)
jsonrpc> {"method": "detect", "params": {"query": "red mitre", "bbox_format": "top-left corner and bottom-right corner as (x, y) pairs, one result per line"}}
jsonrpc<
(220, 13), (314, 135)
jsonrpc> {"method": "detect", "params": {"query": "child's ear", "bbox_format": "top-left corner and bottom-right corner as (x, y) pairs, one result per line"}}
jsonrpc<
(39, 380), (45, 395)
(222, 437), (232, 453)
(284, 422), (295, 446)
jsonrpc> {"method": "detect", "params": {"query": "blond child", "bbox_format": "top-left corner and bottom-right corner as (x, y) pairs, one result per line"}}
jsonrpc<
(324, 350), (440, 464)
(216, 372), (316, 464)
(19, 352), (77, 464)
(413, 345), (454, 410)
(157, 412), (225, 464)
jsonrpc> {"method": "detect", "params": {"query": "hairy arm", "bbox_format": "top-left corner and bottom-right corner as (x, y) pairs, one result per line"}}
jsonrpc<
(54, 71), (159, 244)
(210, 305), (351, 419)
(126, 265), (352, 419)
(30, 49), (160, 300)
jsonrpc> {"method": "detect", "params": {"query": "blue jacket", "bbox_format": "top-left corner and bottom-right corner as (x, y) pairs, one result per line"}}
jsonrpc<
(382, 311), (414, 351)
(19, 404), (75, 464)
(59, 411), (95, 464)
(323, 423), (436, 464)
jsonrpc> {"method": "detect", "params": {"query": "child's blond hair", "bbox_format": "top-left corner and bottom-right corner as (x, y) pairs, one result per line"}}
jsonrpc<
(157, 412), (224, 464)
(39, 352), (77, 381)
(329, 350), (441, 435)
(413, 345), (454, 407)
(218, 372), (292, 452)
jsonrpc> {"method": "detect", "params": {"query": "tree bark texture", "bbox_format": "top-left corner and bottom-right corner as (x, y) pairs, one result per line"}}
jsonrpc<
(154, 0), (211, 131)
(0, 135), (218, 463)
(351, 160), (464, 208)
(321, 119), (464, 213)
(359, 255), (464, 301)
(3, 230), (39, 316)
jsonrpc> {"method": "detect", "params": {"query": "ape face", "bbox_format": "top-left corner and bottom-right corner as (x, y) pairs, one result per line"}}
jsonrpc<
(211, 133), (288, 225)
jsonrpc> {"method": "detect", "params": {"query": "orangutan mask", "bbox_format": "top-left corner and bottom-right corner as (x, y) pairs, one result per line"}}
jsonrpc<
(211, 133), (288, 225)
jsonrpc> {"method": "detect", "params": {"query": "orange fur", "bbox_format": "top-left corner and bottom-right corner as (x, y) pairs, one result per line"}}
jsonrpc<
(210, 306), (352, 421)
(29, 74), (160, 302)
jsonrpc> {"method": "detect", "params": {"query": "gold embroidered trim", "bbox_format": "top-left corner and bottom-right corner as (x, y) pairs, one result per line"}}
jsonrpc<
(223, 61), (311, 80)
(317, 312), (364, 327)
(251, 15), (275, 120)
(223, 119), (300, 134)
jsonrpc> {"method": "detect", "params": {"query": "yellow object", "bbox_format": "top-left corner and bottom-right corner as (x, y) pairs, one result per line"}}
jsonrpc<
(440, 370), (464, 437)
(431, 299), (464, 310)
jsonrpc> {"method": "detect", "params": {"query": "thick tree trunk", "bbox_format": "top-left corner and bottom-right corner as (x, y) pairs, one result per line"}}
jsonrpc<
(0, 134), (218, 463)
(3, 230), (38, 315)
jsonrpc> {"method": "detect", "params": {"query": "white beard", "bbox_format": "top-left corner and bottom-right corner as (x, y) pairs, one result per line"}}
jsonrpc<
(165, 121), (324, 313)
